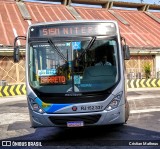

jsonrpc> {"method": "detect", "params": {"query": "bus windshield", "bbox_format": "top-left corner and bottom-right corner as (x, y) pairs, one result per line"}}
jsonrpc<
(29, 36), (119, 94)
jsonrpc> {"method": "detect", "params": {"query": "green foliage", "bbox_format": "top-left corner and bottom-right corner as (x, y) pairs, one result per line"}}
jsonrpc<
(143, 63), (151, 79)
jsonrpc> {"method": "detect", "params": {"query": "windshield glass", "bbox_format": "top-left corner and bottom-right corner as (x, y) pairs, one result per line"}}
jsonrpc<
(29, 37), (119, 94)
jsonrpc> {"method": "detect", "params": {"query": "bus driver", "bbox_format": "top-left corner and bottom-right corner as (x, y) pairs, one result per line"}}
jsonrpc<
(96, 56), (112, 66)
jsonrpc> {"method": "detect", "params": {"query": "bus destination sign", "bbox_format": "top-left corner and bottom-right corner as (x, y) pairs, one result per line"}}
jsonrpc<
(29, 23), (116, 37)
(39, 76), (66, 85)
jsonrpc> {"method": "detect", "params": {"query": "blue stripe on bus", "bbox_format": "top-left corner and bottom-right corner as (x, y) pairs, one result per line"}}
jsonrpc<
(47, 104), (71, 113)
(35, 97), (71, 113)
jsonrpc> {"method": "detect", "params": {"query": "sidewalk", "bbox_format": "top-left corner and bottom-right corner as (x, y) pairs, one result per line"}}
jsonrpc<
(127, 87), (160, 101)
(0, 95), (26, 104)
(127, 87), (160, 92)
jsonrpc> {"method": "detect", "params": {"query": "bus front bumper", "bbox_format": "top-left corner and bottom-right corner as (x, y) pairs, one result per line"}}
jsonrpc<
(29, 104), (126, 128)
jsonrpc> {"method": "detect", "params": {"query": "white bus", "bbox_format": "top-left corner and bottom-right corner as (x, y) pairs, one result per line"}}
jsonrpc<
(14, 20), (130, 128)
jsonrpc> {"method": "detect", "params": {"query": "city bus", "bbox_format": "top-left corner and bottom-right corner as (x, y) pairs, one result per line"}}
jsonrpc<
(14, 20), (130, 128)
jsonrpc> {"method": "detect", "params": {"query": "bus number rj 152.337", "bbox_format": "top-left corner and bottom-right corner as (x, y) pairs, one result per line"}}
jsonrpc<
(81, 105), (103, 111)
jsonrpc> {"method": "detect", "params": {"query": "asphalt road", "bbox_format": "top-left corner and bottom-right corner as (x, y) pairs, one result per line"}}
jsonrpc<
(0, 88), (160, 148)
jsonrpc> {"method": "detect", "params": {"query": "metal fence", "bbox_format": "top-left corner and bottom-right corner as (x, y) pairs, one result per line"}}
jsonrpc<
(0, 56), (25, 85)
(126, 68), (160, 79)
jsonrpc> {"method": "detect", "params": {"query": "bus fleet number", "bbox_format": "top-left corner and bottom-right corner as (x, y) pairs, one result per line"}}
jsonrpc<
(81, 105), (103, 111)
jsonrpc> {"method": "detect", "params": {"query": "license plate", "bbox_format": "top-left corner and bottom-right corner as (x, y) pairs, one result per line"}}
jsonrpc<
(67, 121), (84, 127)
(81, 105), (103, 111)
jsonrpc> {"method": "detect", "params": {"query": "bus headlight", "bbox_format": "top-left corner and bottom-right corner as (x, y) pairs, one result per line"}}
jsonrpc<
(28, 97), (44, 114)
(106, 92), (123, 111)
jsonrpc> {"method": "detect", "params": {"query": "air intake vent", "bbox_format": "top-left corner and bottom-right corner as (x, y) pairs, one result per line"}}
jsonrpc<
(16, 2), (31, 20)
(49, 114), (101, 125)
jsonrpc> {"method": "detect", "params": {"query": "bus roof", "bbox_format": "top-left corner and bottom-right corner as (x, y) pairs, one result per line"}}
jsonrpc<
(29, 20), (118, 27)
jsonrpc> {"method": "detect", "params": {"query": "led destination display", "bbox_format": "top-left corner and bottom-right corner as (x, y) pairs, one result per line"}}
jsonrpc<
(29, 23), (116, 37)
(39, 76), (66, 85)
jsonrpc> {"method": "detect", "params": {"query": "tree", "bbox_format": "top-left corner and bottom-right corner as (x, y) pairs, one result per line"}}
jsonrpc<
(143, 63), (151, 79)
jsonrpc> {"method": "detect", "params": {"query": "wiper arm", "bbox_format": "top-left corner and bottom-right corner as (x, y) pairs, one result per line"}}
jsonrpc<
(77, 36), (96, 61)
(48, 39), (67, 62)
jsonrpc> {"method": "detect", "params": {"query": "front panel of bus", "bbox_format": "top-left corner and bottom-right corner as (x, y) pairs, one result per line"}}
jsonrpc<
(25, 21), (127, 127)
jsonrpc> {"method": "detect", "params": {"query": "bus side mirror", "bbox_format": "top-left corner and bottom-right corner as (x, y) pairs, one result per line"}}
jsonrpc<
(123, 45), (130, 60)
(13, 36), (26, 63)
(14, 46), (20, 63)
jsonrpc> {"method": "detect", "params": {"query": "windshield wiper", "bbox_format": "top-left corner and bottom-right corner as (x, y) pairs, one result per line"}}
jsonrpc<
(48, 38), (67, 62)
(77, 36), (96, 61)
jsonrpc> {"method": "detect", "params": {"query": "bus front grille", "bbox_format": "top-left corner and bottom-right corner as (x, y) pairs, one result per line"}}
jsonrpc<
(48, 114), (101, 125)
(38, 94), (108, 103)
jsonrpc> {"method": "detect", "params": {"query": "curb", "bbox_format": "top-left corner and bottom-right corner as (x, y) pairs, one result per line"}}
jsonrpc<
(127, 87), (160, 92)
(127, 79), (160, 88)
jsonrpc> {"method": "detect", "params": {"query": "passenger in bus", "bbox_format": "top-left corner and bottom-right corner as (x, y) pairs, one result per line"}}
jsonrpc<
(95, 56), (112, 66)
